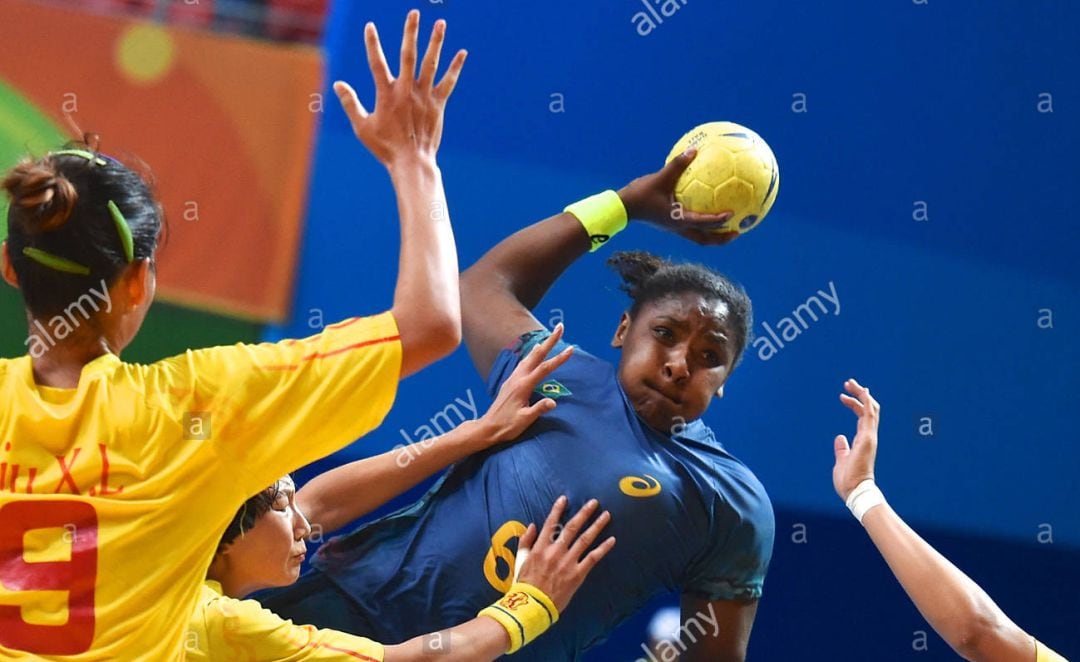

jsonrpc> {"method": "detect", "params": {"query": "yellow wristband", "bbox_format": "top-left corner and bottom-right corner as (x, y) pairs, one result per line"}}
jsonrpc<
(564, 190), (628, 252)
(478, 582), (560, 654)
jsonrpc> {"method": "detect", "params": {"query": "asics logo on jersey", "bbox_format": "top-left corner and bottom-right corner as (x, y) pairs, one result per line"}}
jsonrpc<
(619, 474), (662, 497)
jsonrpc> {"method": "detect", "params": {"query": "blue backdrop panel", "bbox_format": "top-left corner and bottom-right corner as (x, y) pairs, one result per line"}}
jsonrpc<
(269, 1), (1079, 659)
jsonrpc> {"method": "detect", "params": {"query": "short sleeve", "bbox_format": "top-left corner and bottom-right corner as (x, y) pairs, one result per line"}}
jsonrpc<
(201, 592), (385, 661)
(485, 328), (572, 398)
(682, 470), (775, 601)
(159, 312), (402, 495)
(1036, 640), (1068, 662)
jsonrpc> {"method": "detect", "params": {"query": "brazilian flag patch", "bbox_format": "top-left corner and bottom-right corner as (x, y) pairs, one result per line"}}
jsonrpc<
(536, 380), (572, 399)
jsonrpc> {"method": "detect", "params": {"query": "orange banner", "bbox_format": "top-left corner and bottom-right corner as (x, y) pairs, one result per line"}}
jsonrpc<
(0, 0), (323, 321)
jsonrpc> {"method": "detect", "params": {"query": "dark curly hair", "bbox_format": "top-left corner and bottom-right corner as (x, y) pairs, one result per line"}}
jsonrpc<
(607, 250), (753, 366)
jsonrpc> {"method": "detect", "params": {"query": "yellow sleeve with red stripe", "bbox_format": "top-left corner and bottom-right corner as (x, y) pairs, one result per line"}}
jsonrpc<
(163, 311), (402, 496)
(187, 581), (384, 661)
(1037, 640), (1069, 662)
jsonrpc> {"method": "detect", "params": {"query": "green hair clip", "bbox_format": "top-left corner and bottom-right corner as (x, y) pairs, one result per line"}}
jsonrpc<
(51, 149), (108, 167)
(17, 149), (136, 275)
(21, 247), (91, 276)
(108, 200), (134, 264)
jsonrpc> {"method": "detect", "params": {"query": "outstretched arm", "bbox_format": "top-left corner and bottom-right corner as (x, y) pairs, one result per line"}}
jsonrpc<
(335, 11), (468, 379)
(382, 497), (616, 661)
(237, 498), (613, 662)
(460, 150), (735, 377)
(833, 380), (1047, 662)
(296, 327), (572, 532)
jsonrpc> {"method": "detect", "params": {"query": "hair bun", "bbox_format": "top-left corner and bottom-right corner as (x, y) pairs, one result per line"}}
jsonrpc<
(607, 250), (668, 294)
(2, 158), (78, 232)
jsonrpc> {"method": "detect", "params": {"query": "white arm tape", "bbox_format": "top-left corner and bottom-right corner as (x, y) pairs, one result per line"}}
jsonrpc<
(845, 479), (887, 525)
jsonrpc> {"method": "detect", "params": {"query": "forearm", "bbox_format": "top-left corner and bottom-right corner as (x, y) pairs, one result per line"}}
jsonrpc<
(383, 616), (509, 662)
(461, 185), (647, 374)
(462, 211), (589, 311)
(297, 420), (489, 533)
(388, 157), (461, 378)
(861, 504), (1031, 661)
(460, 210), (590, 375)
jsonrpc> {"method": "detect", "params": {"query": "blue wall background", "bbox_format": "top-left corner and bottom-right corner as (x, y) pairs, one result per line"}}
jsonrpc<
(272, 1), (1079, 659)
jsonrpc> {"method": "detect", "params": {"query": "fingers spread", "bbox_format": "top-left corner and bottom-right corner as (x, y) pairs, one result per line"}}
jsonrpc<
(418, 19), (446, 88)
(333, 81), (368, 122)
(844, 378), (880, 416)
(580, 537), (617, 573)
(434, 49), (468, 101)
(364, 23), (393, 88)
(548, 322), (565, 345)
(569, 510), (611, 557)
(521, 323), (564, 371)
(518, 523), (537, 552)
(839, 393), (864, 414)
(559, 499), (599, 547)
(537, 496), (568, 548)
(398, 10), (420, 81)
(538, 346), (574, 376)
(845, 378), (870, 401)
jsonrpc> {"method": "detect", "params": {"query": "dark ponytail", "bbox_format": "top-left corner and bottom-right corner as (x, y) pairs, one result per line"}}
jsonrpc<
(3, 142), (163, 319)
(607, 250), (754, 365)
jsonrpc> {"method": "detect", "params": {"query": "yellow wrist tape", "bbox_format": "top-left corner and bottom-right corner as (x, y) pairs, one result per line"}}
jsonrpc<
(478, 582), (560, 654)
(564, 190), (628, 252)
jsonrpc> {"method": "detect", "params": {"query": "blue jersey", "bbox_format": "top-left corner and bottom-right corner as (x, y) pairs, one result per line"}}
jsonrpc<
(277, 331), (774, 659)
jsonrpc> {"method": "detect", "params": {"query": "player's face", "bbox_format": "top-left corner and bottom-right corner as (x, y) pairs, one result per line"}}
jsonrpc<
(223, 479), (311, 592)
(612, 292), (736, 433)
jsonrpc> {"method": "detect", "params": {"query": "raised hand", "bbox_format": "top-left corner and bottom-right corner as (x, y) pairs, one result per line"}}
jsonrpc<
(477, 324), (574, 445)
(617, 148), (739, 246)
(515, 496), (616, 612)
(832, 378), (881, 500)
(333, 10), (467, 168)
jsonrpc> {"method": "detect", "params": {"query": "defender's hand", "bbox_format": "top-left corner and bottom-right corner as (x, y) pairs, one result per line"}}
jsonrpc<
(515, 497), (616, 613)
(477, 324), (574, 446)
(832, 378), (881, 501)
(334, 11), (467, 168)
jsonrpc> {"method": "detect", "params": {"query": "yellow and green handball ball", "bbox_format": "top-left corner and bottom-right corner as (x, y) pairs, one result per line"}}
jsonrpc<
(665, 121), (780, 235)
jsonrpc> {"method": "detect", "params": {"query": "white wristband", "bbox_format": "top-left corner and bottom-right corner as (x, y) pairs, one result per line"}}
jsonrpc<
(845, 479), (886, 525)
(513, 548), (529, 583)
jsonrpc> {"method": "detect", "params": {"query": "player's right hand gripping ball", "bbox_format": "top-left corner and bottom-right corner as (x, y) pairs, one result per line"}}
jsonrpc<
(665, 121), (779, 235)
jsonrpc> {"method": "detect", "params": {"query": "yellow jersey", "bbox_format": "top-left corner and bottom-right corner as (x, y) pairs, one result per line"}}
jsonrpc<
(187, 580), (384, 661)
(0, 313), (401, 660)
(1037, 639), (1069, 662)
